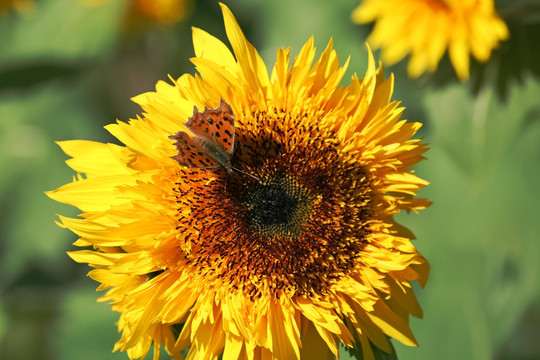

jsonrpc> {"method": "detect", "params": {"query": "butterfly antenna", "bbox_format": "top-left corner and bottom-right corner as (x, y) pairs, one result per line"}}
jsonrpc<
(232, 167), (260, 181)
(224, 170), (230, 192)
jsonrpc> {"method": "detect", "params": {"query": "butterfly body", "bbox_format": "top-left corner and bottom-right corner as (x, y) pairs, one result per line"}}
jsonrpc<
(169, 99), (236, 172)
(196, 136), (233, 171)
(170, 99), (258, 186)
(169, 99), (259, 189)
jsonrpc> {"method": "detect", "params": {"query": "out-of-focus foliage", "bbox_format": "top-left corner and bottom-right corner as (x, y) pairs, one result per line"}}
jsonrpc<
(472, 2), (540, 99)
(0, 0), (539, 359)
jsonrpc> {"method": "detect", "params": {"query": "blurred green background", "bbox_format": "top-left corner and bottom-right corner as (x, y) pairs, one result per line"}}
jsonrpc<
(1, 0), (539, 359)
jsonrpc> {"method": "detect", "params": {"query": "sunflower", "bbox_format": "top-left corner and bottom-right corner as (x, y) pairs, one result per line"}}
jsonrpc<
(352, 0), (509, 80)
(82, 0), (191, 25)
(126, 0), (191, 25)
(47, 3), (430, 360)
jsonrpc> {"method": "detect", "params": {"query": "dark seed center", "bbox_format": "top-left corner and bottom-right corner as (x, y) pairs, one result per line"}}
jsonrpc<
(242, 173), (313, 239)
(251, 185), (298, 226)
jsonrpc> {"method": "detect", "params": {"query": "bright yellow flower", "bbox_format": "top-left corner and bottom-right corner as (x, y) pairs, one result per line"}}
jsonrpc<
(127, 0), (190, 24)
(82, 0), (191, 25)
(352, 0), (509, 80)
(48, 4), (430, 360)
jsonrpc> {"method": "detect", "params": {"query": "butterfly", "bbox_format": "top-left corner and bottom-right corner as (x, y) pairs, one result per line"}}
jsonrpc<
(169, 98), (258, 187)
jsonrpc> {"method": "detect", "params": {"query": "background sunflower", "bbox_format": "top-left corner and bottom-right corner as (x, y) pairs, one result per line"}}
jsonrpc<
(1, 0), (540, 359)
(352, 0), (509, 80)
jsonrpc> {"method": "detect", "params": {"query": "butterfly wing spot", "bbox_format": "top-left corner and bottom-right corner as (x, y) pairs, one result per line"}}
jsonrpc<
(184, 99), (235, 155)
(188, 107), (211, 136)
(222, 129), (232, 146)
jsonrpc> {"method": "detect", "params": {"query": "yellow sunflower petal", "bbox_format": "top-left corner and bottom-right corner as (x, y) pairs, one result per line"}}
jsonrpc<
(220, 3), (269, 98)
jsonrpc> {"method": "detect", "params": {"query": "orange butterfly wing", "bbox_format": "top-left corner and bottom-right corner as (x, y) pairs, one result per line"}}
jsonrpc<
(168, 131), (220, 169)
(184, 98), (235, 155)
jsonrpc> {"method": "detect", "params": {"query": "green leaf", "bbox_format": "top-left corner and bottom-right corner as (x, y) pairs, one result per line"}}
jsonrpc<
(394, 76), (540, 360)
(423, 77), (540, 178)
(339, 340), (399, 360)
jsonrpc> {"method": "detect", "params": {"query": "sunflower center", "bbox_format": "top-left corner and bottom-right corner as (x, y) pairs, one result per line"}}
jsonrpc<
(175, 109), (375, 299)
(243, 173), (313, 239)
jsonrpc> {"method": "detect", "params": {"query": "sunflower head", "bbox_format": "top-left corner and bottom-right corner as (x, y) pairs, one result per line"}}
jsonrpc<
(48, 4), (430, 360)
(174, 103), (377, 301)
